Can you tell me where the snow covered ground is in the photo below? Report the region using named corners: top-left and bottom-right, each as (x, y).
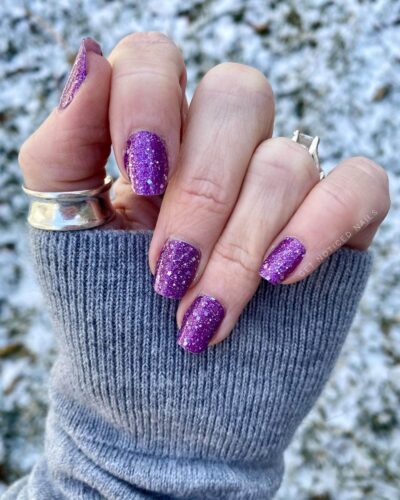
top-left (1, 0), bottom-right (399, 498)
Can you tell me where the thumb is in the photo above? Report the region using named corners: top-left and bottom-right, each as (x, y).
top-left (19, 38), bottom-right (112, 192)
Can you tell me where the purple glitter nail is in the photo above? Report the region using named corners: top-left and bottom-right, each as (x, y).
top-left (124, 131), bottom-right (169, 195)
top-left (59, 38), bottom-right (102, 110)
top-left (177, 296), bottom-right (225, 354)
top-left (259, 237), bottom-right (306, 284)
top-left (154, 239), bottom-right (201, 299)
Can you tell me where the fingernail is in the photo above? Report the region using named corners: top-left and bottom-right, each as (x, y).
top-left (259, 236), bottom-right (306, 284)
top-left (124, 131), bottom-right (169, 195)
top-left (178, 296), bottom-right (225, 354)
top-left (59, 38), bottom-right (102, 110)
top-left (154, 239), bottom-right (201, 299)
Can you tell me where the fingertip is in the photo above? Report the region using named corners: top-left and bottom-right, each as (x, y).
top-left (176, 295), bottom-right (225, 354)
top-left (82, 37), bottom-right (103, 56)
top-left (58, 37), bottom-right (111, 113)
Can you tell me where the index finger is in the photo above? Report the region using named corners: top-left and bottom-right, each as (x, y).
top-left (108, 32), bottom-right (186, 196)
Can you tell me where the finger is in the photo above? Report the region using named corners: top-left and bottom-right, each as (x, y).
top-left (108, 32), bottom-right (186, 196)
top-left (150, 63), bottom-right (274, 299)
top-left (19, 38), bottom-right (112, 191)
top-left (175, 138), bottom-right (319, 352)
top-left (112, 176), bottom-right (162, 230)
top-left (259, 157), bottom-right (390, 285)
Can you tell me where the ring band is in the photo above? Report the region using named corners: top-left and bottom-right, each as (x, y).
top-left (292, 130), bottom-right (325, 180)
top-left (22, 175), bottom-right (116, 231)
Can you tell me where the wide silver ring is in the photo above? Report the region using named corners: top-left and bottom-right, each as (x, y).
top-left (292, 130), bottom-right (325, 180)
top-left (22, 175), bottom-right (116, 231)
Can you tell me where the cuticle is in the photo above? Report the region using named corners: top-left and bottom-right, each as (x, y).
top-left (166, 236), bottom-right (202, 255)
top-left (194, 293), bottom-right (226, 314)
top-left (126, 129), bottom-right (167, 144)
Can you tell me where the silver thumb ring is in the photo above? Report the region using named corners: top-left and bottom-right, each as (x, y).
top-left (22, 175), bottom-right (116, 231)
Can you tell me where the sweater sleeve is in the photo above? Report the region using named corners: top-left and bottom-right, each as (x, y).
top-left (2, 229), bottom-right (372, 500)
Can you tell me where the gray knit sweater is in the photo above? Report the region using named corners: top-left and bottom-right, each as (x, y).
top-left (3, 229), bottom-right (372, 499)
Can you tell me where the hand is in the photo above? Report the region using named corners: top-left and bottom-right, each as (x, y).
top-left (19, 33), bottom-right (390, 353)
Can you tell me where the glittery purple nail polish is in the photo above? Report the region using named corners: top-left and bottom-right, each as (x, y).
top-left (177, 296), bottom-right (225, 354)
top-left (259, 237), bottom-right (306, 284)
top-left (154, 239), bottom-right (201, 299)
top-left (59, 38), bottom-right (102, 110)
top-left (124, 131), bottom-right (169, 195)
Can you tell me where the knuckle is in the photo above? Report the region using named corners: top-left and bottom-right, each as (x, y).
top-left (178, 176), bottom-right (230, 216)
top-left (253, 137), bottom-right (318, 184)
top-left (18, 137), bottom-right (35, 172)
top-left (116, 31), bottom-right (175, 50)
top-left (348, 156), bottom-right (389, 191)
top-left (111, 32), bottom-right (184, 86)
top-left (18, 140), bottom-right (28, 168)
top-left (343, 157), bottom-right (391, 215)
top-left (213, 239), bottom-right (259, 276)
top-left (200, 62), bottom-right (273, 102)
top-left (320, 181), bottom-right (354, 213)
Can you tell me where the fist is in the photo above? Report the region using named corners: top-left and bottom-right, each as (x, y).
top-left (19, 33), bottom-right (390, 353)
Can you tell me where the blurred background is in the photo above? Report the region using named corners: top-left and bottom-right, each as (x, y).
top-left (0, 0), bottom-right (399, 498)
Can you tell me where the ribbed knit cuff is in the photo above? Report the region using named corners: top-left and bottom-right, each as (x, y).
top-left (24, 229), bottom-right (372, 500)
